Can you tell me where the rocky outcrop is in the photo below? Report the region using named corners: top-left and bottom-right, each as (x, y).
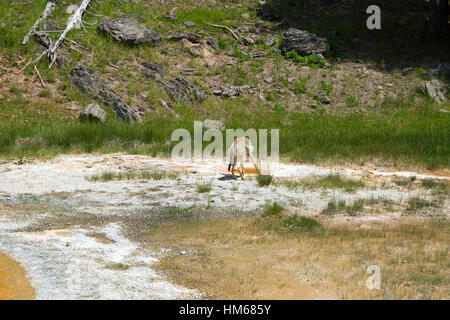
top-left (98, 17), bottom-right (162, 46)
top-left (141, 62), bottom-right (166, 80)
top-left (419, 79), bottom-right (447, 104)
top-left (203, 119), bottom-right (225, 131)
top-left (213, 85), bottom-right (255, 97)
top-left (79, 104), bottom-right (107, 123)
top-left (157, 77), bottom-right (207, 103)
top-left (68, 65), bottom-right (140, 122)
top-left (280, 28), bottom-right (329, 56)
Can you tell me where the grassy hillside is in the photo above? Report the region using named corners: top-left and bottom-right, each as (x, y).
top-left (0, 0), bottom-right (449, 168)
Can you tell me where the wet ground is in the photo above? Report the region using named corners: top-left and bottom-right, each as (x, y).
top-left (0, 154), bottom-right (448, 299)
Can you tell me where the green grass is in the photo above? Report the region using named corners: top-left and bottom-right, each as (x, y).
top-left (0, 94), bottom-right (449, 170)
top-left (394, 176), bottom-right (416, 187)
top-left (257, 213), bottom-right (322, 235)
top-left (406, 197), bottom-right (434, 212)
top-left (421, 179), bottom-right (448, 196)
top-left (197, 183), bottom-right (212, 193)
top-left (277, 174), bottom-right (365, 192)
top-left (262, 202), bottom-right (284, 217)
top-left (0, 1), bottom-right (448, 171)
top-left (322, 198), bottom-right (365, 216)
top-left (285, 51), bottom-right (326, 68)
top-left (104, 263), bottom-right (130, 270)
top-left (256, 174), bottom-right (273, 187)
top-left (87, 170), bottom-right (178, 182)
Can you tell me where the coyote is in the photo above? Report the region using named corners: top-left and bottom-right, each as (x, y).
top-left (227, 137), bottom-right (259, 180)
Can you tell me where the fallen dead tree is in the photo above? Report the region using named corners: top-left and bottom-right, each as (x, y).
top-left (36, 0), bottom-right (91, 68)
top-left (22, 0), bottom-right (57, 45)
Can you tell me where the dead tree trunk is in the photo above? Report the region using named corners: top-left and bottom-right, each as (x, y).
top-left (22, 0), bottom-right (57, 44)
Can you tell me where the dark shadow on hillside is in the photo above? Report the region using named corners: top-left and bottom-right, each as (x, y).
top-left (257, 0), bottom-right (449, 71)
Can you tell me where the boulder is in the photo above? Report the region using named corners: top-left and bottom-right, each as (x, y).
top-left (203, 119), bottom-right (225, 131)
top-left (157, 77), bottom-right (207, 103)
top-left (68, 65), bottom-right (141, 122)
top-left (280, 28), bottom-right (329, 56)
top-left (141, 62), bottom-right (166, 80)
top-left (250, 50), bottom-right (265, 58)
top-left (206, 37), bottom-right (220, 50)
top-left (79, 104), bottom-right (107, 123)
top-left (98, 17), bottom-right (162, 46)
top-left (419, 79), bottom-right (447, 104)
top-left (213, 85), bottom-right (255, 97)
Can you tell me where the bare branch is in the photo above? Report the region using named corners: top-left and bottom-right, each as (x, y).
top-left (47, 0), bottom-right (92, 68)
top-left (205, 22), bottom-right (239, 40)
top-left (34, 65), bottom-right (46, 87)
top-left (22, 1), bottom-right (57, 44)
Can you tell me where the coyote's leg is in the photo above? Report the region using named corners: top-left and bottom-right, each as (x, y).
top-left (239, 163), bottom-right (245, 180)
top-left (231, 165), bottom-right (237, 179)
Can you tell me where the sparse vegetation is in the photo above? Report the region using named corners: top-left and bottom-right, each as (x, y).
top-left (262, 202), bottom-right (284, 217)
top-left (277, 174), bottom-right (365, 192)
top-left (150, 216), bottom-right (450, 299)
top-left (406, 197), bottom-right (434, 212)
top-left (86, 170), bottom-right (178, 182)
top-left (256, 174), bottom-right (273, 187)
top-left (394, 176), bottom-right (416, 186)
top-left (104, 263), bottom-right (130, 270)
top-left (197, 182), bottom-right (212, 193)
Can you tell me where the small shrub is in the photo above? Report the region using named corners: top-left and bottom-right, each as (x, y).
top-left (285, 51), bottom-right (325, 67)
top-left (39, 89), bottom-right (51, 98)
top-left (263, 202), bottom-right (284, 217)
top-left (105, 263), bottom-right (130, 270)
top-left (406, 197), bottom-right (432, 211)
top-left (197, 183), bottom-right (212, 193)
top-left (346, 95), bottom-right (360, 107)
top-left (257, 174), bottom-right (273, 187)
top-left (322, 198), bottom-right (365, 215)
top-left (280, 215), bottom-right (322, 232)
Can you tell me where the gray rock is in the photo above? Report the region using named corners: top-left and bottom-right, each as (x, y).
top-left (263, 37), bottom-right (276, 47)
top-left (422, 71), bottom-right (434, 80)
top-left (166, 32), bottom-right (202, 43)
top-left (235, 26), bottom-right (250, 34)
top-left (34, 31), bottom-right (52, 49)
top-left (314, 94), bottom-right (331, 104)
top-left (243, 37), bottom-right (255, 45)
top-left (98, 17), bottom-right (162, 46)
top-left (280, 28), bottom-right (329, 56)
top-left (157, 77), bottom-right (207, 103)
top-left (214, 85), bottom-right (254, 97)
top-left (68, 65), bottom-right (141, 122)
top-left (432, 63), bottom-right (450, 78)
top-left (163, 14), bottom-right (177, 21)
top-left (206, 37), bottom-right (220, 50)
top-left (141, 62), bottom-right (166, 80)
top-left (419, 79), bottom-right (447, 104)
top-left (158, 99), bottom-right (179, 118)
top-left (44, 19), bottom-right (59, 30)
top-left (250, 50), bottom-right (265, 58)
top-left (203, 119), bottom-right (225, 131)
top-left (316, 53), bottom-right (325, 61)
top-left (166, 33), bottom-right (187, 41)
top-left (184, 21), bottom-right (196, 27)
top-left (185, 32), bottom-right (202, 43)
top-left (79, 104), bottom-right (107, 123)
